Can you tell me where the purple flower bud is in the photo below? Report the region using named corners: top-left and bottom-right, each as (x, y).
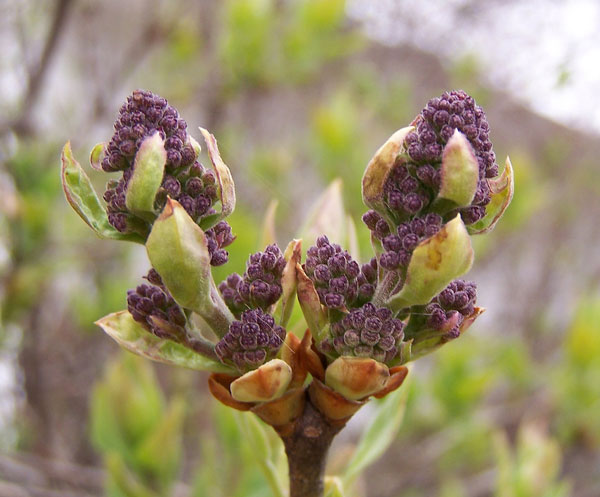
top-left (216, 309), bottom-right (286, 373)
top-left (319, 303), bottom-right (405, 364)
top-left (127, 268), bottom-right (187, 340)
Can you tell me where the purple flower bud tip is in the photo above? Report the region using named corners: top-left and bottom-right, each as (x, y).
top-left (127, 269), bottom-right (187, 340)
top-left (320, 303), bottom-right (405, 364)
top-left (216, 309), bottom-right (286, 373)
top-left (380, 214), bottom-right (443, 271)
top-left (304, 237), bottom-right (370, 309)
top-left (101, 90), bottom-right (225, 235)
top-left (219, 244), bottom-right (286, 315)
top-left (425, 279), bottom-right (477, 332)
top-left (369, 90), bottom-right (498, 228)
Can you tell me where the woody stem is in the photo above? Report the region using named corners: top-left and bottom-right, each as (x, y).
top-left (281, 396), bottom-right (343, 497)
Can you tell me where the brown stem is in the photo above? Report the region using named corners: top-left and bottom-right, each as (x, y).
top-left (281, 398), bottom-right (343, 497)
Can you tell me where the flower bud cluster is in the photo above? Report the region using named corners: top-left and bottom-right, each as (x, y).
top-left (319, 303), bottom-right (405, 364)
top-left (403, 90), bottom-right (497, 224)
top-left (206, 221), bottom-right (235, 266)
top-left (219, 244), bottom-right (286, 315)
top-left (101, 90), bottom-right (192, 173)
top-left (101, 90), bottom-right (234, 264)
top-left (383, 159), bottom-right (436, 218)
top-left (127, 269), bottom-right (187, 340)
top-left (357, 257), bottom-right (378, 305)
top-left (215, 309), bottom-right (287, 373)
top-left (425, 279), bottom-right (477, 338)
top-left (304, 236), bottom-right (362, 310)
top-left (379, 213), bottom-right (443, 270)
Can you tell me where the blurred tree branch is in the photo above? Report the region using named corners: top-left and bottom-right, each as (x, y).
top-left (0, 0), bottom-right (76, 138)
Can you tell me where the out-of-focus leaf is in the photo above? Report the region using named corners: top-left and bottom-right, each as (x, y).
top-left (106, 453), bottom-right (159, 497)
top-left (324, 476), bottom-right (346, 497)
top-left (61, 142), bottom-right (143, 243)
top-left (342, 376), bottom-right (410, 485)
top-left (134, 397), bottom-right (185, 489)
top-left (260, 199), bottom-right (278, 248)
top-left (233, 411), bottom-right (286, 497)
top-left (96, 311), bottom-right (233, 373)
top-left (299, 178), bottom-right (346, 247)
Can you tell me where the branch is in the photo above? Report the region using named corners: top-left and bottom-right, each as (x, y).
top-left (5, 0), bottom-right (76, 137)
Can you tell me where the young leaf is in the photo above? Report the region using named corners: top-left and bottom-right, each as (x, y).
top-left (61, 142), bottom-right (144, 243)
top-left (342, 376), bottom-right (410, 485)
top-left (199, 128), bottom-right (236, 230)
top-left (362, 126), bottom-right (413, 216)
top-left (96, 311), bottom-right (234, 373)
top-left (299, 178), bottom-right (346, 247)
top-left (437, 130), bottom-right (478, 207)
top-left (233, 411), bottom-right (287, 497)
top-left (125, 132), bottom-right (167, 220)
top-left (386, 215), bottom-right (473, 311)
top-left (468, 156), bottom-right (514, 234)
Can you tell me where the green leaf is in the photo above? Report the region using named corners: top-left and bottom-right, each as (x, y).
top-left (342, 377), bottom-right (410, 485)
top-left (468, 156), bottom-right (514, 235)
top-left (96, 310), bottom-right (234, 373)
top-left (106, 453), bottom-right (159, 497)
top-left (438, 130), bottom-right (478, 207)
top-left (324, 476), bottom-right (346, 497)
top-left (146, 198), bottom-right (235, 337)
top-left (125, 133), bottom-right (167, 221)
top-left (134, 397), bottom-right (185, 489)
top-left (233, 411), bottom-right (287, 497)
top-left (89, 142), bottom-right (105, 170)
top-left (362, 127), bottom-right (413, 219)
top-left (199, 128), bottom-right (236, 230)
top-left (386, 215), bottom-right (473, 311)
top-left (61, 142), bottom-right (144, 243)
top-left (299, 178), bottom-right (346, 247)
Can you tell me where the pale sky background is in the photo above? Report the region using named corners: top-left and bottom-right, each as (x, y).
top-left (349, 0), bottom-right (600, 135)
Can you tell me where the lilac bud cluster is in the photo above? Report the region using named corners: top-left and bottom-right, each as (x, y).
top-left (206, 221), bottom-right (236, 266)
top-left (383, 159), bottom-right (436, 219)
top-left (425, 279), bottom-right (477, 338)
top-left (379, 214), bottom-right (443, 270)
top-left (127, 269), bottom-right (187, 340)
top-left (304, 236), bottom-right (362, 310)
top-left (356, 257), bottom-right (378, 305)
top-left (100, 90), bottom-right (234, 264)
top-left (215, 309), bottom-right (287, 373)
top-left (403, 90), bottom-right (498, 224)
top-left (219, 244), bottom-right (286, 316)
top-left (319, 303), bottom-right (405, 364)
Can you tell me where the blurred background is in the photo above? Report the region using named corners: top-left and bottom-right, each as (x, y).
top-left (0, 0), bottom-right (599, 496)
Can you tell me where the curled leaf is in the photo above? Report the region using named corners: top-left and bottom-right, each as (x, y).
top-left (276, 239), bottom-right (302, 327)
top-left (146, 199), bottom-right (212, 312)
top-left (299, 179), bottom-right (346, 247)
top-left (296, 263), bottom-right (327, 339)
top-left (89, 142), bottom-right (105, 171)
top-left (96, 311), bottom-right (233, 373)
top-left (468, 156), bottom-right (514, 234)
top-left (362, 126), bottom-right (414, 215)
top-left (61, 142), bottom-right (143, 243)
top-left (230, 359), bottom-right (292, 403)
top-left (325, 357), bottom-right (390, 401)
top-left (438, 130), bottom-right (479, 207)
top-left (125, 132), bottom-right (167, 220)
top-left (198, 127), bottom-right (236, 229)
top-left (386, 215), bottom-right (473, 311)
